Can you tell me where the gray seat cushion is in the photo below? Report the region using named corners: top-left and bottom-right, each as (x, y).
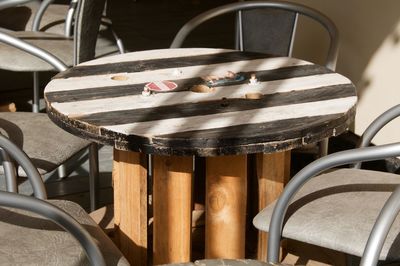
top-left (0, 31), bottom-right (74, 71)
top-left (0, 112), bottom-right (91, 175)
top-left (0, 29), bottom-right (119, 72)
top-left (0, 199), bottom-right (129, 265)
top-left (253, 168), bottom-right (400, 261)
top-left (0, 2), bottom-right (68, 34)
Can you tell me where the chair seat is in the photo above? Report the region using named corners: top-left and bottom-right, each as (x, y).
top-left (0, 199), bottom-right (129, 265)
top-left (0, 112), bottom-right (91, 176)
top-left (253, 168), bottom-right (400, 261)
top-left (0, 31), bottom-right (74, 71)
top-left (0, 2), bottom-right (68, 34)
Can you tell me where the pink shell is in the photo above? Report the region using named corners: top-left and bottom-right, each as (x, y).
top-left (145, 81), bottom-right (178, 92)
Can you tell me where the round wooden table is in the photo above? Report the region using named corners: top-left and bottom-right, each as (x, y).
top-left (44, 48), bottom-right (357, 266)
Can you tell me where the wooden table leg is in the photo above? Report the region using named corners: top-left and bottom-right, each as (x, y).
top-left (205, 155), bottom-right (247, 259)
top-left (153, 155), bottom-right (193, 265)
top-left (256, 151), bottom-right (291, 261)
top-left (113, 149), bottom-right (148, 266)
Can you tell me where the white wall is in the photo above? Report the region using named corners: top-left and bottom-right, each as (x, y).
top-left (287, 0), bottom-right (400, 145)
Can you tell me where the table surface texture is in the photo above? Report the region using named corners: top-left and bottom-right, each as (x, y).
top-left (45, 48), bottom-right (357, 156)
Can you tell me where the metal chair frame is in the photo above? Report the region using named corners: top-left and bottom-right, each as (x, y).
top-left (1, 0), bottom-right (124, 113)
top-left (0, 134), bottom-right (106, 266)
top-left (0, 10), bottom-right (100, 211)
top-left (267, 104), bottom-right (400, 265)
top-left (171, 0), bottom-right (339, 157)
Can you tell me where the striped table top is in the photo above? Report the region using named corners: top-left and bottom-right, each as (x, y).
top-left (44, 48), bottom-right (357, 156)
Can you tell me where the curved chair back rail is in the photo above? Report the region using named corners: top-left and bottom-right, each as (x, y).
top-left (31, 0), bottom-right (78, 38)
top-left (0, 134), bottom-right (47, 199)
top-left (354, 104), bottom-right (400, 168)
top-left (361, 184), bottom-right (400, 266)
top-left (267, 141), bottom-right (400, 263)
top-left (0, 31), bottom-right (68, 72)
top-left (0, 0), bottom-right (32, 9)
top-left (31, 0), bottom-right (55, 31)
top-left (170, 0), bottom-right (338, 70)
top-left (0, 191), bottom-right (106, 266)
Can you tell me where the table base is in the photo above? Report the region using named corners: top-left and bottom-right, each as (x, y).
top-left (112, 149), bottom-right (289, 265)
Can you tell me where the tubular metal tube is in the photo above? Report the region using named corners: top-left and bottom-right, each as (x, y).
top-left (64, 0), bottom-right (79, 37)
top-left (354, 104), bottom-right (400, 168)
top-left (89, 143), bottom-right (99, 212)
top-left (170, 0), bottom-right (339, 70)
top-left (360, 184), bottom-right (400, 266)
top-left (0, 135), bottom-right (47, 200)
top-left (0, 31), bottom-right (68, 72)
top-left (0, 0), bottom-right (32, 9)
top-left (266, 142), bottom-right (400, 264)
top-left (32, 72), bottom-right (40, 113)
top-left (31, 0), bottom-right (55, 31)
top-left (0, 191), bottom-right (106, 266)
top-left (0, 148), bottom-right (18, 193)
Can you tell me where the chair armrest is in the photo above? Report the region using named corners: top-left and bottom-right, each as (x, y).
top-left (361, 183), bottom-right (400, 266)
top-left (31, 0), bottom-right (55, 31)
top-left (0, 134), bottom-right (47, 199)
top-left (0, 30), bottom-right (67, 71)
top-left (0, 191), bottom-right (106, 266)
top-left (0, 0), bottom-right (33, 10)
top-left (354, 104), bottom-right (400, 168)
top-left (267, 141), bottom-right (400, 264)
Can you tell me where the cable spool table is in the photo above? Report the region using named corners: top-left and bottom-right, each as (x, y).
top-left (44, 48), bottom-right (357, 266)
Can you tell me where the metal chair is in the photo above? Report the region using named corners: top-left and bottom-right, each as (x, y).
top-left (171, 0), bottom-right (339, 157)
top-left (0, 133), bottom-right (129, 265)
top-left (0, 0), bottom-right (103, 211)
top-left (0, 0), bottom-right (125, 52)
top-left (254, 104), bottom-right (400, 264)
top-left (0, 0), bottom-right (124, 113)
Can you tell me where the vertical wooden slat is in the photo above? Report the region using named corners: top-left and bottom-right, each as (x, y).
top-left (205, 155), bottom-right (247, 259)
top-left (153, 155), bottom-right (193, 265)
top-left (113, 149), bottom-right (148, 266)
top-left (256, 151), bottom-right (291, 261)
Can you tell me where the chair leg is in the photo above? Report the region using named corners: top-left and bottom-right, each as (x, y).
top-left (318, 138), bottom-right (329, 158)
top-left (0, 148), bottom-right (18, 193)
top-left (57, 164), bottom-right (68, 178)
top-left (33, 72), bottom-right (40, 113)
top-left (89, 143), bottom-right (99, 212)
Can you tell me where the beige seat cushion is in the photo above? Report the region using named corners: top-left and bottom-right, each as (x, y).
top-left (0, 112), bottom-right (90, 175)
top-left (0, 2), bottom-right (68, 34)
top-left (0, 199), bottom-right (129, 265)
top-left (0, 31), bottom-right (73, 71)
top-left (253, 168), bottom-right (400, 261)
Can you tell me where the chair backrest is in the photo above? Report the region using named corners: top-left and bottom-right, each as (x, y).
top-left (170, 0), bottom-right (339, 70)
top-left (74, 0), bottom-right (106, 64)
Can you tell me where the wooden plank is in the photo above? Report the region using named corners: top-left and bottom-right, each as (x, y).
top-left (46, 64), bottom-right (327, 103)
top-left (54, 51), bottom-right (273, 79)
top-left (113, 149), bottom-right (148, 266)
top-left (256, 151), bottom-right (291, 261)
top-left (0, 102), bottom-right (16, 112)
top-left (153, 155), bottom-right (193, 265)
top-left (205, 155), bottom-right (247, 258)
top-left (73, 85), bottom-right (354, 126)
